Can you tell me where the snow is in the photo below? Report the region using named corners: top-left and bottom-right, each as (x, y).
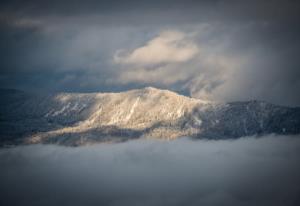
top-left (124, 97), bottom-right (140, 122)
top-left (1, 87), bottom-right (299, 146)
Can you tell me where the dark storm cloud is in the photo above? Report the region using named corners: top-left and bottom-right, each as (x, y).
top-left (0, 0), bottom-right (300, 105)
top-left (1, 136), bottom-right (300, 206)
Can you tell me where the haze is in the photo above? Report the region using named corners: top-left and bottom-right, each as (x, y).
top-left (1, 135), bottom-right (300, 206)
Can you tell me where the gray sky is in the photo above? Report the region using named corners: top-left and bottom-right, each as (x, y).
top-left (0, 0), bottom-right (300, 106)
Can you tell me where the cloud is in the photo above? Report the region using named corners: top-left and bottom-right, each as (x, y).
top-left (0, 135), bottom-right (300, 206)
top-left (114, 30), bottom-right (198, 65)
top-left (112, 29), bottom-right (240, 100)
top-left (1, 0), bottom-right (299, 26)
top-left (0, 1), bottom-right (300, 106)
top-left (111, 63), bottom-right (193, 85)
top-left (111, 30), bottom-right (201, 86)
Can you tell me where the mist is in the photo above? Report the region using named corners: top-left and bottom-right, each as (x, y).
top-left (1, 0), bottom-right (300, 106)
top-left (1, 135), bottom-right (300, 206)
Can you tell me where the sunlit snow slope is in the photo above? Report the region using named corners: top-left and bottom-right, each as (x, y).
top-left (0, 87), bottom-right (299, 146)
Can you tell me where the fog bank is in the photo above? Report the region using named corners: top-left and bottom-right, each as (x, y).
top-left (1, 135), bottom-right (300, 206)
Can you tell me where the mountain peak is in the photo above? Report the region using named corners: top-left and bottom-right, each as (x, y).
top-left (127, 87), bottom-right (211, 104)
top-left (129, 86), bottom-right (177, 95)
top-left (142, 86), bottom-right (159, 91)
top-left (0, 88), bottom-right (299, 146)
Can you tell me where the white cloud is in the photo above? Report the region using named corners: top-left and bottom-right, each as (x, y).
top-left (114, 30), bottom-right (199, 65)
top-left (111, 30), bottom-right (201, 86)
top-left (114, 64), bottom-right (193, 85)
top-left (111, 29), bottom-right (241, 101)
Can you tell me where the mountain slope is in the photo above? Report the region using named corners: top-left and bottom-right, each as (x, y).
top-left (0, 87), bottom-right (299, 146)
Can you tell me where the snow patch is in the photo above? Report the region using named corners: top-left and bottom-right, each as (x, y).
top-left (124, 97), bottom-right (140, 122)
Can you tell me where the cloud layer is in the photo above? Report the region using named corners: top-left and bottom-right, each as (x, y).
top-left (1, 135), bottom-right (300, 206)
top-left (0, 0), bottom-right (300, 106)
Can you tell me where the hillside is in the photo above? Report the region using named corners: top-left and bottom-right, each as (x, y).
top-left (0, 87), bottom-right (299, 146)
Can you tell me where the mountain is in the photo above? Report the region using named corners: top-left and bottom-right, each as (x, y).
top-left (0, 87), bottom-right (299, 146)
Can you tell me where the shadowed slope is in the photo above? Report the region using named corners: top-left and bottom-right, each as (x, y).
top-left (0, 88), bottom-right (299, 146)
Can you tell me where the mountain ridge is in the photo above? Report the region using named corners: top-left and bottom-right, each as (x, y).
top-left (0, 87), bottom-right (299, 146)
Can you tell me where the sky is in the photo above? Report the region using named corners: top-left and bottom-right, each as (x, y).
top-left (1, 135), bottom-right (300, 206)
top-left (0, 0), bottom-right (300, 106)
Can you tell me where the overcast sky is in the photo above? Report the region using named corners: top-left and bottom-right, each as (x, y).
top-left (0, 0), bottom-right (300, 106)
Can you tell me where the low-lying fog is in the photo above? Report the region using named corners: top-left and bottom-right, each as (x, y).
top-left (1, 135), bottom-right (300, 206)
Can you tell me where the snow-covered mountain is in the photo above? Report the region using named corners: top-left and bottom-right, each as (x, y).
top-left (0, 87), bottom-right (299, 146)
